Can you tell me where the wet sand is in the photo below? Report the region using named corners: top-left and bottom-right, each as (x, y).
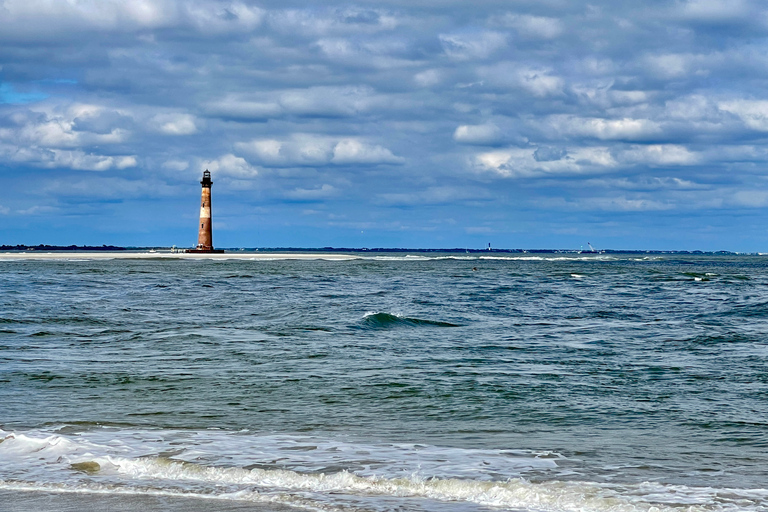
top-left (0, 489), bottom-right (298, 512)
top-left (0, 251), bottom-right (357, 261)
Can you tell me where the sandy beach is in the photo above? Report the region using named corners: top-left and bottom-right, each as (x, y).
top-left (0, 489), bottom-right (296, 512)
top-left (0, 251), bottom-right (357, 261)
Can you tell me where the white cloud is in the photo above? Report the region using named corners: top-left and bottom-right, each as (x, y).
top-left (474, 147), bottom-right (616, 178)
top-left (236, 135), bottom-right (402, 167)
top-left (439, 31), bottom-right (507, 60)
top-left (0, 0), bottom-right (266, 40)
top-left (453, 124), bottom-right (501, 145)
top-left (331, 139), bottom-right (403, 165)
top-left (377, 186), bottom-right (491, 206)
top-left (584, 197), bottom-right (673, 211)
top-left (237, 135), bottom-right (331, 166)
top-left (150, 113), bottom-right (198, 135)
top-left (204, 97), bottom-right (282, 121)
top-left (44, 176), bottom-right (179, 199)
top-left (279, 86), bottom-right (386, 117)
top-left (0, 0), bottom-right (177, 32)
top-left (414, 69), bottom-right (443, 87)
top-left (643, 52), bottom-right (722, 79)
top-left (284, 184), bottom-right (338, 200)
top-left (478, 63), bottom-right (564, 97)
top-left (16, 205), bottom-right (57, 215)
top-left (162, 159), bottom-right (190, 171)
top-left (491, 13), bottom-right (564, 39)
top-left (2, 105), bottom-right (131, 149)
top-left (618, 145), bottom-right (699, 166)
top-left (730, 190), bottom-right (768, 207)
top-left (473, 143), bottom-right (697, 180)
top-left (205, 86), bottom-right (401, 120)
top-left (184, 2), bottom-right (265, 33)
top-left (201, 153), bottom-right (259, 178)
top-left (645, 53), bottom-right (691, 78)
top-left (678, 0), bottom-right (750, 22)
top-left (55, 152), bottom-right (136, 171)
top-left (719, 100), bottom-right (768, 131)
top-left (548, 115), bottom-right (662, 140)
top-left (587, 176), bottom-right (707, 191)
top-left (268, 8), bottom-right (398, 37)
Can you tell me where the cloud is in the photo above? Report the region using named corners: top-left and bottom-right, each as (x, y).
top-left (478, 63), bottom-right (564, 97)
top-left (267, 7), bottom-right (398, 37)
top-left (331, 139), bottom-right (404, 165)
top-left (284, 184), bottom-right (337, 200)
top-left (642, 52), bottom-right (722, 80)
top-left (677, 0), bottom-right (752, 23)
top-left (581, 197), bottom-right (673, 211)
top-left (439, 31), bottom-right (507, 60)
top-left (453, 124), bottom-right (502, 145)
top-left (150, 113), bottom-right (199, 135)
top-left (162, 159), bottom-right (190, 171)
top-left (534, 146), bottom-right (567, 162)
top-left (0, 0), bottom-right (266, 41)
top-left (204, 86), bottom-right (394, 121)
top-left (414, 69), bottom-right (443, 88)
top-left (278, 86), bottom-right (381, 117)
top-left (377, 186), bottom-right (491, 206)
top-left (474, 147), bottom-right (617, 178)
top-left (200, 154), bottom-right (259, 178)
top-left (719, 100), bottom-right (768, 131)
top-left (490, 13), bottom-right (564, 39)
top-left (0, 140), bottom-right (137, 171)
top-left (0, 105), bottom-right (131, 149)
top-left (44, 176), bottom-right (179, 199)
top-left (16, 205), bottom-right (58, 215)
top-left (236, 135), bottom-right (402, 167)
top-left (547, 116), bottom-right (662, 141)
top-left (204, 97), bottom-right (282, 121)
top-left (237, 136), bottom-right (332, 166)
top-left (618, 145), bottom-right (699, 166)
top-left (730, 189), bottom-right (768, 207)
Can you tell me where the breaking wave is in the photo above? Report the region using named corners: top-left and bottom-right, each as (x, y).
top-left (361, 312), bottom-right (462, 328)
top-left (1, 429), bottom-right (765, 512)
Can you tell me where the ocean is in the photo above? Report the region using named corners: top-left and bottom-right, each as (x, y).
top-left (1, 253), bottom-right (767, 512)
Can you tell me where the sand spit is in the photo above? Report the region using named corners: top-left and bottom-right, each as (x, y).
top-left (0, 251), bottom-right (357, 261)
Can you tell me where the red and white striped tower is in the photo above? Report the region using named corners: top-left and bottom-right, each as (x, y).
top-left (196, 170), bottom-right (213, 250)
top-left (187, 170), bottom-right (223, 253)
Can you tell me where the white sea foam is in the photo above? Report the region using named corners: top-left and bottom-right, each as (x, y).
top-left (364, 255), bottom-right (622, 262)
top-left (1, 428), bottom-right (766, 512)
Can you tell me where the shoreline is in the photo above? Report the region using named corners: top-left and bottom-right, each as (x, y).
top-left (0, 251), bottom-right (358, 261)
top-left (0, 489), bottom-right (293, 512)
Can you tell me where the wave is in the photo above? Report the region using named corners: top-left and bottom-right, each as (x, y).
top-left (1, 429), bottom-right (766, 512)
top-left (364, 255), bottom-right (622, 262)
top-left (361, 312), bottom-right (461, 328)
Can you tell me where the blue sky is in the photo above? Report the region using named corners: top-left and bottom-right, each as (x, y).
top-left (2, 0), bottom-right (768, 250)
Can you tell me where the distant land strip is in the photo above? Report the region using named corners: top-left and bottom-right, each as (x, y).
top-left (246, 247), bottom-right (740, 255)
top-left (0, 245), bottom-right (742, 254)
top-left (0, 245), bottom-right (126, 251)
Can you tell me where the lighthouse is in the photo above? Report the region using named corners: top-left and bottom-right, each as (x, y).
top-left (186, 169), bottom-right (224, 253)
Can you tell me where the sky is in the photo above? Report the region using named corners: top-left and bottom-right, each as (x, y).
top-left (2, 0), bottom-right (768, 251)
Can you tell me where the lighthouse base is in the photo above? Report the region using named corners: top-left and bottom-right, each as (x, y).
top-left (185, 249), bottom-right (225, 253)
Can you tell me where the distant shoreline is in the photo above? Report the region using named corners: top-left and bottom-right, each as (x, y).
top-left (0, 245), bottom-right (747, 255)
top-left (0, 251), bottom-right (357, 260)
top-left (0, 250), bottom-right (760, 261)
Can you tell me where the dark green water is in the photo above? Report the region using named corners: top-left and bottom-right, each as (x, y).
top-left (1, 254), bottom-right (767, 511)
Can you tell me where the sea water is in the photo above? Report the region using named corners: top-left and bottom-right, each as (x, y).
top-left (1, 253), bottom-right (767, 511)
